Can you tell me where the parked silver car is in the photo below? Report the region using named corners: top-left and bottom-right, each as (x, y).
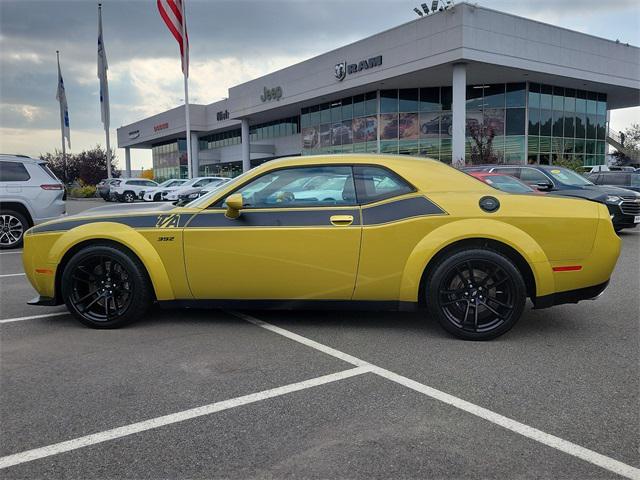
top-left (0, 154), bottom-right (66, 249)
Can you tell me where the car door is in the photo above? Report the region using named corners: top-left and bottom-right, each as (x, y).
top-left (351, 165), bottom-right (446, 301)
top-left (183, 165), bottom-right (362, 300)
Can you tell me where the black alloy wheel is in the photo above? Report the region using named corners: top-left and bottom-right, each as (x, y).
top-left (0, 211), bottom-right (28, 249)
top-left (61, 245), bottom-right (152, 328)
top-left (154, 193), bottom-right (162, 201)
top-left (426, 249), bottom-right (526, 340)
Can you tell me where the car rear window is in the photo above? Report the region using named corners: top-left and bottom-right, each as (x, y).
top-left (353, 166), bottom-right (414, 203)
top-left (39, 163), bottom-right (61, 182)
top-left (0, 161), bottom-right (31, 181)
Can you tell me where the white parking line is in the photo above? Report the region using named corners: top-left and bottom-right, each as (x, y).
top-left (0, 366), bottom-right (370, 470)
top-left (230, 312), bottom-right (640, 480)
top-left (0, 273), bottom-right (25, 278)
top-left (0, 312), bottom-right (69, 324)
top-left (0, 250), bottom-right (22, 255)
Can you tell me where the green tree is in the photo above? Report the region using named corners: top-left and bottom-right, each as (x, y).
top-left (40, 145), bottom-right (118, 185)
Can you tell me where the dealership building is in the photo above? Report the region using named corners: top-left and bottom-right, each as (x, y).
top-left (117, 2), bottom-right (640, 181)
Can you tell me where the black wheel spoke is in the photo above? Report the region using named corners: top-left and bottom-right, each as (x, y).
top-left (481, 301), bottom-right (505, 319)
top-left (76, 289), bottom-right (99, 303)
top-left (487, 297), bottom-right (513, 309)
top-left (474, 303), bottom-right (479, 329)
top-left (82, 293), bottom-right (103, 312)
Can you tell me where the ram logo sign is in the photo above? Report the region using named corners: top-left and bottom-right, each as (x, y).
top-left (334, 55), bottom-right (382, 81)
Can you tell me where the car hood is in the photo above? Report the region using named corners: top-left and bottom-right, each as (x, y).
top-left (554, 185), bottom-right (640, 201)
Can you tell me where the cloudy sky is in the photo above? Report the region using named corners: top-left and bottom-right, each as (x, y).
top-left (1, 0), bottom-right (638, 171)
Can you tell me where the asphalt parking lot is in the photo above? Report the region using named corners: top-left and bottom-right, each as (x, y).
top-left (1, 198), bottom-right (638, 479)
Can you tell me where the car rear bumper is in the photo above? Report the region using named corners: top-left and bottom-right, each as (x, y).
top-left (533, 280), bottom-right (609, 309)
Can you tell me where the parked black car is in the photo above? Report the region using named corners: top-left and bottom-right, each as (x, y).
top-left (463, 164), bottom-right (640, 232)
top-left (586, 171), bottom-right (640, 193)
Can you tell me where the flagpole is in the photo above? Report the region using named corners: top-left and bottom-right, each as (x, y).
top-left (98, 3), bottom-right (112, 179)
top-left (181, 0), bottom-right (192, 179)
top-left (56, 50), bottom-right (67, 183)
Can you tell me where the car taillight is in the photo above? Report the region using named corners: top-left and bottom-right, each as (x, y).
top-left (40, 184), bottom-right (63, 190)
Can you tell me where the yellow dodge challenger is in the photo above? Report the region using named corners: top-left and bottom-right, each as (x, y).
top-left (23, 155), bottom-right (621, 340)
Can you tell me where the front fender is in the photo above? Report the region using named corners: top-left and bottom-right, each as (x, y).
top-left (48, 222), bottom-right (175, 300)
top-left (398, 219), bottom-right (555, 302)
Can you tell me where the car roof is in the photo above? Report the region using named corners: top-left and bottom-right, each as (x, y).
top-left (0, 154), bottom-right (43, 164)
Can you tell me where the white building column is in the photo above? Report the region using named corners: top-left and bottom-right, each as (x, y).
top-left (190, 132), bottom-right (199, 178)
top-left (452, 63), bottom-right (467, 168)
top-left (124, 147), bottom-right (131, 177)
top-left (241, 118), bottom-right (251, 172)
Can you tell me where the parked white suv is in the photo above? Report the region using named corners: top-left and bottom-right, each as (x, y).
top-left (0, 154), bottom-right (66, 249)
top-left (164, 177), bottom-right (228, 201)
top-left (109, 178), bottom-right (159, 203)
top-left (142, 178), bottom-right (188, 202)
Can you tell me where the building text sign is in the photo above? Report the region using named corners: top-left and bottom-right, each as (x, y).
top-left (260, 86), bottom-right (283, 102)
top-left (335, 55), bottom-right (383, 81)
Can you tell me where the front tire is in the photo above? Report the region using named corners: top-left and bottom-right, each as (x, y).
top-left (61, 245), bottom-right (153, 328)
top-left (426, 249), bottom-right (526, 340)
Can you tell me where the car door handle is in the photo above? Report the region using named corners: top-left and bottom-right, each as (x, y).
top-left (330, 215), bottom-right (354, 226)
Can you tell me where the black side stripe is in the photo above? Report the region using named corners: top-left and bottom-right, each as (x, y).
top-left (30, 214), bottom-right (194, 234)
top-left (29, 197), bottom-right (445, 234)
top-left (361, 197), bottom-right (446, 225)
top-left (187, 209), bottom-right (361, 228)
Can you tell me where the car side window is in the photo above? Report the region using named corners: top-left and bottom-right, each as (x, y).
top-left (519, 168), bottom-right (549, 186)
top-left (0, 161), bottom-right (31, 182)
top-left (493, 167), bottom-right (521, 179)
top-left (604, 173), bottom-right (628, 186)
top-left (222, 166), bottom-right (357, 208)
top-left (353, 166), bottom-right (414, 203)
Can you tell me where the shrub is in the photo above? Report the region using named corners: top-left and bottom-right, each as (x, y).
top-left (69, 186), bottom-right (97, 198)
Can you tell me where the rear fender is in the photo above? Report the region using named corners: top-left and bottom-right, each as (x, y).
top-left (398, 219), bottom-right (555, 302)
top-left (48, 222), bottom-right (175, 300)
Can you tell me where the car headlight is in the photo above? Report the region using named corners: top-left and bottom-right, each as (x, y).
top-left (605, 195), bottom-right (622, 205)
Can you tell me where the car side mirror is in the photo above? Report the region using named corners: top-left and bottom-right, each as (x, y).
top-left (536, 181), bottom-right (553, 191)
top-left (225, 193), bottom-right (243, 219)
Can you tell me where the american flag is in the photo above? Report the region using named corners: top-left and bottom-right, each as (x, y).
top-left (157, 0), bottom-right (189, 77)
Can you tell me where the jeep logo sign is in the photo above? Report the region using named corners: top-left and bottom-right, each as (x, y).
top-left (260, 86), bottom-right (283, 102)
top-left (335, 55), bottom-right (382, 81)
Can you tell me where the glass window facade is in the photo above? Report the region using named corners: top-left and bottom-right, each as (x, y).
top-left (528, 83), bottom-right (606, 166)
top-left (301, 92), bottom-right (378, 156)
top-left (151, 139), bottom-right (188, 183)
top-left (155, 83), bottom-right (608, 178)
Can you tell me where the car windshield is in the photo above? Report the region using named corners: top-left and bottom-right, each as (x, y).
top-left (157, 179), bottom-right (182, 188)
top-left (483, 175), bottom-right (534, 194)
top-left (186, 173), bottom-right (250, 208)
top-left (631, 175), bottom-right (640, 187)
top-left (546, 167), bottom-right (593, 186)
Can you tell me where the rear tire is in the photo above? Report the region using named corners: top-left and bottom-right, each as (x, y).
top-left (61, 244), bottom-right (153, 328)
top-left (425, 249), bottom-right (526, 340)
top-left (0, 210), bottom-right (29, 249)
